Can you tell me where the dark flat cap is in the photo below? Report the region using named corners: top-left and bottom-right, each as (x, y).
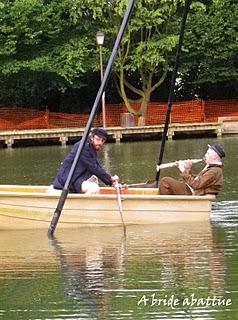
top-left (91, 127), bottom-right (108, 140)
top-left (208, 143), bottom-right (225, 158)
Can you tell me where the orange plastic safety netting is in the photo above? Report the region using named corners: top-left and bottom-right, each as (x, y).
top-left (0, 100), bottom-right (237, 131)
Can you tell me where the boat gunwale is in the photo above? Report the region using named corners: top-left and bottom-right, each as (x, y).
top-left (0, 185), bottom-right (216, 201)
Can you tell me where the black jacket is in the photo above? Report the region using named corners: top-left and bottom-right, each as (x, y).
top-left (53, 141), bottom-right (112, 192)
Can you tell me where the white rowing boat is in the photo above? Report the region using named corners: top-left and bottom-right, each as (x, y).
top-left (0, 185), bottom-right (215, 230)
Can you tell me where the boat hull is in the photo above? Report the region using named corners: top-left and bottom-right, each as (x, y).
top-left (0, 185), bottom-right (215, 230)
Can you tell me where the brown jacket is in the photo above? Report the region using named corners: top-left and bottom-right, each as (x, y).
top-left (181, 164), bottom-right (224, 196)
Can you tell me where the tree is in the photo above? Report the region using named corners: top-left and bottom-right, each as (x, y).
top-left (178, 0), bottom-right (238, 99)
top-left (0, 0), bottom-right (96, 107)
top-left (0, 0), bottom-right (236, 111)
top-left (98, 0), bottom-right (186, 125)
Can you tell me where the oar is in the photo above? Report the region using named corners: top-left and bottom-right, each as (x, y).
top-left (114, 179), bottom-right (126, 234)
top-left (48, 0), bottom-right (136, 236)
top-left (155, 0), bottom-right (191, 187)
top-left (123, 180), bottom-right (156, 188)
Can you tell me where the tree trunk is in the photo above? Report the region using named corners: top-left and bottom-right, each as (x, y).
top-left (138, 115), bottom-right (146, 126)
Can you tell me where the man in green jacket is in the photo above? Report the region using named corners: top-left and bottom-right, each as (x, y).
top-left (159, 143), bottom-right (225, 196)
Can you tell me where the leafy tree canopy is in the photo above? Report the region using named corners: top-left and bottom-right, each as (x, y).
top-left (178, 0), bottom-right (238, 99)
top-left (0, 0), bottom-right (237, 111)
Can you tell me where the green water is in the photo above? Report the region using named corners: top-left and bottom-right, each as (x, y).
top-left (0, 135), bottom-right (237, 201)
top-left (0, 136), bottom-right (238, 319)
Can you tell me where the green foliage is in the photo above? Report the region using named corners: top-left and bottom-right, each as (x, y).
top-left (0, 0), bottom-right (95, 93)
top-left (179, 0), bottom-right (238, 98)
top-left (0, 0), bottom-right (237, 109)
top-left (94, 0), bottom-right (188, 120)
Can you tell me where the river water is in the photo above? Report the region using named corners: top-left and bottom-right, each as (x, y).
top-left (0, 136), bottom-right (238, 319)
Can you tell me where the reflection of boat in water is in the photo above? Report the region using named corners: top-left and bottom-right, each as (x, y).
top-left (0, 185), bottom-right (215, 230)
top-left (0, 223), bottom-right (227, 318)
top-left (0, 223), bottom-right (225, 291)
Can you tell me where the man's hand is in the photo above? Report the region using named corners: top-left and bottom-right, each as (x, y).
top-left (111, 175), bottom-right (119, 186)
top-left (177, 160), bottom-right (185, 173)
top-left (177, 160), bottom-right (192, 173)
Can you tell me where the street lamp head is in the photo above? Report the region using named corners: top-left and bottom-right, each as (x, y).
top-left (96, 30), bottom-right (105, 46)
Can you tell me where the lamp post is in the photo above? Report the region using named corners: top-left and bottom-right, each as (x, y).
top-left (96, 31), bottom-right (106, 128)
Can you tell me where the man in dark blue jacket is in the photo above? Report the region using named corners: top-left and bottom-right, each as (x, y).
top-left (52, 128), bottom-right (118, 194)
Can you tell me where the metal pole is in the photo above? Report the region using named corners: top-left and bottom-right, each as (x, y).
top-left (99, 45), bottom-right (106, 128)
top-left (156, 0), bottom-right (191, 186)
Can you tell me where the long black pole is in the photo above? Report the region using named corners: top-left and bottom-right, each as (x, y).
top-left (156, 0), bottom-right (191, 186)
top-left (48, 0), bottom-right (136, 236)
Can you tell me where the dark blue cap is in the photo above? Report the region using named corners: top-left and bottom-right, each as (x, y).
top-left (91, 128), bottom-right (108, 140)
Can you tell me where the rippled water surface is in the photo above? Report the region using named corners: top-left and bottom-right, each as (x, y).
top-left (0, 136), bottom-right (237, 319)
top-left (1, 212), bottom-right (238, 319)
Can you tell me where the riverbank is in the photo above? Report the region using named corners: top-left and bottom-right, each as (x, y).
top-left (0, 120), bottom-right (238, 148)
top-left (1, 121), bottom-right (237, 148)
top-left (0, 99), bottom-right (237, 147)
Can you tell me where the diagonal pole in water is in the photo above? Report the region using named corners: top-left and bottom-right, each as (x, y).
top-left (48, 0), bottom-right (136, 236)
top-left (156, 0), bottom-right (191, 186)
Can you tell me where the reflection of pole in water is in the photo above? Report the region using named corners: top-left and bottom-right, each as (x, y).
top-left (48, 230), bottom-right (127, 318)
top-left (48, 235), bottom-right (100, 318)
top-left (117, 233), bottom-right (126, 289)
top-left (102, 145), bottom-right (111, 171)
